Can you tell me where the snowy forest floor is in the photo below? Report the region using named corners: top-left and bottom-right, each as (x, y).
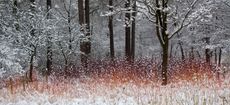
top-left (0, 59), bottom-right (230, 105)
top-left (0, 75), bottom-right (229, 105)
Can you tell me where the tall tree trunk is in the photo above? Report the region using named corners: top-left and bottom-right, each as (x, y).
top-left (68, 8), bottom-right (72, 50)
top-left (125, 0), bottom-right (131, 61)
top-left (78, 0), bottom-right (84, 26)
top-left (108, 0), bottom-right (115, 60)
top-left (78, 0), bottom-right (86, 67)
top-left (85, 0), bottom-right (91, 55)
top-left (205, 37), bottom-right (211, 64)
top-left (155, 0), bottom-right (169, 85)
top-left (131, 0), bottom-right (136, 61)
top-left (217, 48), bottom-right (222, 79)
top-left (162, 41), bottom-right (168, 85)
top-left (46, 0), bottom-right (53, 75)
top-left (79, 0), bottom-right (91, 68)
top-left (28, 0), bottom-right (35, 82)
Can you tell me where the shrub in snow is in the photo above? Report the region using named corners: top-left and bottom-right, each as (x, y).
top-left (0, 43), bottom-right (25, 78)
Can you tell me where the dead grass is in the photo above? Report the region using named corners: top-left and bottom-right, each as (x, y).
top-left (1, 58), bottom-right (229, 96)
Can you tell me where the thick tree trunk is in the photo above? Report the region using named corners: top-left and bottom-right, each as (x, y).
top-left (108, 0), bottom-right (115, 59)
top-left (85, 0), bottom-right (91, 55)
top-left (155, 0), bottom-right (169, 85)
top-left (78, 0), bottom-right (84, 26)
top-left (79, 0), bottom-right (91, 68)
top-left (162, 41), bottom-right (168, 85)
top-left (78, 0), bottom-right (86, 67)
top-left (131, 1), bottom-right (136, 61)
top-left (125, 0), bottom-right (131, 61)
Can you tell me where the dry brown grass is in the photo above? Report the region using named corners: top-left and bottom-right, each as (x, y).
top-left (1, 58), bottom-right (228, 96)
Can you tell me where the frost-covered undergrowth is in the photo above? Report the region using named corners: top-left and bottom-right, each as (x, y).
top-left (0, 77), bottom-right (229, 105)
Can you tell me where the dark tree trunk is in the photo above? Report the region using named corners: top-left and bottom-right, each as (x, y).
top-left (218, 48), bottom-right (222, 67)
top-left (162, 41), bottom-right (168, 85)
top-left (178, 41), bottom-right (185, 60)
top-left (79, 0), bottom-right (87, 67)
top-left (85, 0), bottom-right (91, 55)
top-left (196, 51), bottom-right (201, 59)
top-left (155, 0), bottom-right (169, 85)
top-left (68, 9), bottom-right (72, 50)
top-left (215, 49), bottom-right (217, 64)
top-left (131, 1), bottom-right (136, 61)
top-left (125, 0), bottom-right (131, 61)
top-left (79, 0), bottom-right (91, 68)
top-left (29, 47), bottom-right (36, 82)
top-left (169, 44), bottom-right (173, 58)
top-left (190, 47), bottom-right (194, 60)
top-left (205, 37), bottom-right (211, 64)
top-left (28, 0), bottom-right (36, 82)
top-left (78, 0), bottom-right (84, 26)
top-left (108, 0), bottom-right (115, 59)
top-left (46, 0), bottom-right (53, 75)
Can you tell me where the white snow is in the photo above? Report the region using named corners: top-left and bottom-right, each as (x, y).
top-left (0, 78), bottom-right (229, 105)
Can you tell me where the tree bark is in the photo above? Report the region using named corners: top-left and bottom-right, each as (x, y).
top-left (218, 48), bottom-right (222, 67)
top-left (178, 41), bottom-right (185, 60)
top-left (125, 0), bottom-right (131, 61)
top-left (131, 0), bottom-right (136, 61)
top-left (108, 0), bottom-right (115, 59)
top-left (85, 0), bottom-right (91, 55)
top-left (155, 0), bottom-right (169, 85)
top-left (29, 47), bottom-right (36, 82)
top-left (46, 0), bottom-right (53, 75)
top-left (162, 41), bottom-right (168, 85)
top-left (78, 0), bottom-right (84, 26)
top-left (205, 37), bottom-right (211, 64)
top-left (215, 49), bottom-right (217, 64)
top-left (28, 0), bottom-right (36, 82)
top-left (190, 47), bottom-right (194, 60)
top-left (79, 0), bottom-right (91, 68)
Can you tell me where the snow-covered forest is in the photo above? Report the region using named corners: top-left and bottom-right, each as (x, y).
top-left (0, 0), bottom-right (230, 105)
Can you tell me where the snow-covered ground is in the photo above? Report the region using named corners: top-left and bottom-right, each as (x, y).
top-left (0, 78), bottom-right (229, 105)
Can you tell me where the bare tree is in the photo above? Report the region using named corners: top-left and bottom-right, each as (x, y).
top-left (139, 0), bottom-right (206, 85)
